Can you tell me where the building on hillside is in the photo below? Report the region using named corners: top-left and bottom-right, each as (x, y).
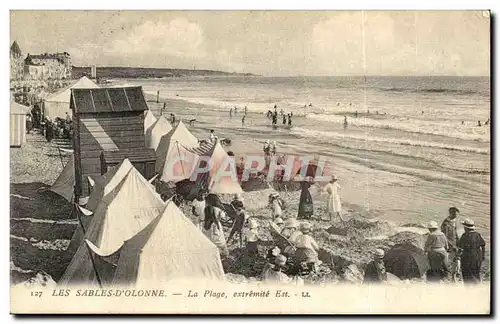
top-left (10, 41), bottom-right (24, 81)
top-left (24, 52), bottom-right (72, 80)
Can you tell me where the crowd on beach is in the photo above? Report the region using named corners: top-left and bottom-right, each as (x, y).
top-left (25, 104), bottom-right (73, 142)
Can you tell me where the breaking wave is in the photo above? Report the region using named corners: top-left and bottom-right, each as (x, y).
top-left (306, 113), bottom-right (490, 143)
top-left (290, 127), bottom-right (490, 155)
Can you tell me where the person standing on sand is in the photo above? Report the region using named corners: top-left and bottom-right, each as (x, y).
top-left (323, 175), bottom-right (343, 222)
top-left (241, 115), bottom-right (245, 126)
top-left (263, 140), bottom-right (271, 167)
top-left (287, 113), bottom-right (293, 127)
top-left (458, 219), bottom-right (486, 284)
top-left (425, 221), bottom-right (450, 282)
top-left (298, 181), bottom-right (314, 220)
top-left (209, 129), bottom-right (216, 143)
top-left (477, 120), bottom-right (482, 127)
top-left (441, 207), bottom-right (460, 252)
top-left (230, 108), bottom-right (233, 118)
top-left (343, 116), bottom-right (348, 129)
top-left (191, 192), bottom-right (206, 230)
top-left (244, 106), bottom-right (248, 115)
top-left (282, 114), bottom-right (287, 125)
top-left (234, 106), bottom-right (238, 115)
top-left (203, 197), bottom-right (228, 258)
top-left (26, 113), bottom-right (32, 134)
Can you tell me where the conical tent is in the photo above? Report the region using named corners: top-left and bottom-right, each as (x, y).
top-left (111, 200), bottom-right (225, 287)
top-left (58, 165), bottom-right (165, 287)
top-left (85, 159), bottom-right (134, 212)
top-left (155, 121), bottom-right (200, 183)
top-left (43, 76), bottom-right (99, 120)
top-left (145, 115), bottom-right (173, 150)
top-left (188, 141), bottom-right (243, 196)
top-left (50, 155), bottom-right (74, 202)
top-left (144, 110), bottom-right (157, 134)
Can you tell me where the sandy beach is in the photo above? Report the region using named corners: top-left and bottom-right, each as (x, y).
top-left (10, 114), bottom-right (490, 285)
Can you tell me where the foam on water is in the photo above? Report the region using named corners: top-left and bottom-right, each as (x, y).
top-left (290, 127), bottom-right (490, 155)
top-left (306, 113), bottom-right (490, 143)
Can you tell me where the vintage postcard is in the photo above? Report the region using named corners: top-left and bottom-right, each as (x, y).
top-left (9, 10), bottom-right (491, 314)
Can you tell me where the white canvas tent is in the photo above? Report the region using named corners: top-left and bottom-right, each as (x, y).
top-left (207, 142), bottom-right (243, 194)
top-left (85, 159), bottom-right (134, 212)
top-left (145, 115), bottom-right (173, 150)
top-left (43, 76), bottom-right (99, 120)
top-left (155, 121), bottom-right (199, 183)
top-left (144, 110), bottom-right (157, 134)
top-left (49, 155), bottom-right (74, 202)
top-left (109, 200), bottom-right (225, 287)
top-left (58, 164), bottom-right (165, 287)
top-left (188, 141), bottom-right (243, 196)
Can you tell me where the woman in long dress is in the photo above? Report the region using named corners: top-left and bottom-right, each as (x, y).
top-left (202, 202), bottom-right (229, 258)
top-left (323, 175), bottom-right (343, 222)
top-left (298, 181), bottom-right (313, 219)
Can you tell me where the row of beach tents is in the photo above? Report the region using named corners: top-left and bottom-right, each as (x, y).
top-left (58, 158), bottom-right (225, 287)
top-left (51, 110), bottom-right (243, 204)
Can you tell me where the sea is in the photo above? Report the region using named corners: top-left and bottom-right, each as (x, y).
top-left (112, 76), bottom-right (491, 243)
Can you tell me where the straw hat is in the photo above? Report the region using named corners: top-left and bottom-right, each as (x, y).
top-left (248, 219), bottom-right (259, 229)
top-left (427, 221), bottom-right (438, 229)
top-left (374, 249), bottom-right (385, 259)
top-left (331, 175), bottom-right (338, 181)
top-left (300, 222), bottom-right (312, 233)
top-left (284, 218), bottom-right (300, 229)
top-left (449, 206), bottom-right (460, 214)
top-left (275, 254), bottom-right (287, 266)
top-left (274, 217), bottom-right (284, 225)
top-left (461, 219), bottom-right (475, 229)
top-left (271, 246), bottom-right (281, 257)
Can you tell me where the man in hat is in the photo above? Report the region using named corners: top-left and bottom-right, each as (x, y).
top-left (425, 220), bottom-right (450, 282)
top-left (458, 219), bottom-right (486, 284)
top-left (263, 254), bottom-right (290, 284)
top-left (363, 249), bottom-right (388, 283)
top-left (441, 207), bottom-right (460, 252)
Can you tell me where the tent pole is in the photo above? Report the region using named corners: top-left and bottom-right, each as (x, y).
top-left (57, 147), bottom-right (64, 169)
top-left (72, 202), bottom-right (103, 288)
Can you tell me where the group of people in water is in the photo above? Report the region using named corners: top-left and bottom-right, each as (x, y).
top-left (267, 105), bottom-right (293, 127)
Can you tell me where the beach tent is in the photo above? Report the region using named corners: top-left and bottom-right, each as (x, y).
top-left (144, 110), bottom-right (157, 134)
top-left (145, 115), bottom-right (173, 150)
top-left (50, 154), bottom-right (74, 202)
top-left (187, 141), bottom-right (243, 197)
top-left (155, 121), bottom-right (199, 183)
top-left (58, 164), bottom-right (165, 287)
top-left (109, 200), bottom-right (225, 287)
top-left (85, 159), bottom-right (134, 212)
top-left (43, 76), bottom-right (99, 120)
top-left (10, 101), bottom-right (30, 147)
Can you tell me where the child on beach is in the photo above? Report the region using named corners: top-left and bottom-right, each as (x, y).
top-left (245, 219), bottom-right (260, 256)
top-left (269, 192), bottom-right (284, 220)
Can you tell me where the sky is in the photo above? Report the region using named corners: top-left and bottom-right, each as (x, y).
top-left (10, 10), bottom-right (490, 76)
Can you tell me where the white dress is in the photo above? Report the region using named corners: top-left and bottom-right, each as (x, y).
top-left (324, 182), bottom-right (342, 214)
top-left (201, 207), bottom-right (228, 254)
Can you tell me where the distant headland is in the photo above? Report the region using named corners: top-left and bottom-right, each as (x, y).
top-left (72, 66), bottom-right (258, 79)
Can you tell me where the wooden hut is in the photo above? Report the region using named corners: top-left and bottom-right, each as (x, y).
top-left (10, 101), bottom-right (30, 147)
top-left (70, 86), bottom-right (156, 200)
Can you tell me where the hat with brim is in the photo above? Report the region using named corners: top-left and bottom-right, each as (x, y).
top-left (248, 219), bottom-right (259, 229)
top-left (374, 249), bottom-right (385, 259)
top-left (274, 217), bottom-right (284, 225)
top-left (427, 221), bottom-right (438, 229)
top-left (461, 219), bottom-right (475, 229)
top-left (300, 222), bottom-right (312, 233)
top-left (275, 254), bottom-right (287, 266)
top-left (284, 218), bottom-right (300, 229)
